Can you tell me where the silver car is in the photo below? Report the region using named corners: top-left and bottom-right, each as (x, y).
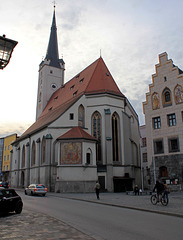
top-left (25, 184), bottom-right (47, 196)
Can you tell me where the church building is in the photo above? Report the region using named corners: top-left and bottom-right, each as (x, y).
top-left (10, 7), bottom-right (141, 192)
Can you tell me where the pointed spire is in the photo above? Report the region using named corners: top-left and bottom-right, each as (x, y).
top-left (45, 6), bottom-right (61, 68)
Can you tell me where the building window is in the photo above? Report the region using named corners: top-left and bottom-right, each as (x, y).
top-left (162, 88), bottom-right (172, 107)
top-left (70, 113), bottom-right (74, 120)
top-left (7, 155), bottom-right (9, 161)
top-left (142, 138), bottom-right (146, 147)
top-left (92, 111), bottom-right (102, 162)
top-left (86, 153), bottom-right (90, 164)
top-left (153, 117), bottom-right (161, 129)
top-left (32, 141), bottom-right (36, 166)
top-left (143, 153), bottom-right (147, 162)
top-left (168, 138), bottom-right (179, 153)
top-left (112, 112), bottom-right (120, 162)
top-left (4, 156), bottom-right (6, 161)
top-left (164, 76), bottom-right (167, 82)
top-left (154, 139), bottom-right (164, 154)
top-left (167, 113), bottom-right (176, 126)
top-left (78, 105), bottom-right (85, 128)
top-left (22, 145), bottom-right (25, 168)
top-left (42, 138), bottom-right (46, 163)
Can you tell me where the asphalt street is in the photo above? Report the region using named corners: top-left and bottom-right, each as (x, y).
top-left (0, 190), bottom-right (183, 239)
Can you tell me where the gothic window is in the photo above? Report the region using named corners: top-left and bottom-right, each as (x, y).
top-left (22, 145), bottom-right (25, 168)
top-left (112, 112), bottom-right (120, 162)
top-left (42, 138), bottom-right (46, 163)
top-left (78, 105), bottom-right (85, 128)
top-left (162, 88), bottom-right (172, 107)
top-left (32, 141), bottom-right (36, 166)
top-left (92, 111), bottom-right (102, 162)
top-left (174, 84), bottom-right (183, 104)
top-left (86, 148), bottom-right (92, 164)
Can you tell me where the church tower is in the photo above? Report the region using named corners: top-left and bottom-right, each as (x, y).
top-left (36, 6), bottom-right (65, 120)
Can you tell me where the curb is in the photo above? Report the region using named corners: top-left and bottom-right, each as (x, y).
top-left (48, 193), bottom-right (183, 219)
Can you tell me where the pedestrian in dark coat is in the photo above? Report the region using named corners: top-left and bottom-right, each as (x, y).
top-left (134, 185), bottom-right (139, 195)
top-left (94, 181), bottom-right (101, 200)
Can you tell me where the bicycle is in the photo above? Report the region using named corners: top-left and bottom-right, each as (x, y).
top-left (151, 191), bottom-right (168, 206)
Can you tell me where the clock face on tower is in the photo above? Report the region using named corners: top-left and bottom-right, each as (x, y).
top-left (51, 83), bottom-right (58, 90)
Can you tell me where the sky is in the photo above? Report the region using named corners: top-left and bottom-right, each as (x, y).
top-left (1, 0), bottom-right (183, 138)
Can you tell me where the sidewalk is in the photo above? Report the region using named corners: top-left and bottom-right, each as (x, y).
top-left (0, 209), bottom-right (95, 240)
top-left (48, 191), bottom-right (183, 218)
top-left (0, 190), bottom-right (183, 239)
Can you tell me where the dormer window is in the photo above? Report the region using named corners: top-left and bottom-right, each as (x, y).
top-left (54, 96), bottom-right (58, 100)
top-left (70, 85), bottom-right (74, 90)
top-left (48, 107), bottom-right (52, 111)
top-left (73, 91), bottom-right (78, 96)
top-left (79, 78), bottom-right (84, 83)
top-left (76, 74), bottom-right (80, 79)
top-left (106, 73), bottom-right (109, 76)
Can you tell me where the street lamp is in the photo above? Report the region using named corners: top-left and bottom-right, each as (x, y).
top-left (0, 35), bottom-right (18, 69)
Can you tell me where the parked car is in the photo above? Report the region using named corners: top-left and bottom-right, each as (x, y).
top-left (25, 184), bottom-right (47, 196)
top-left (0, 181), bottom-right (9, 188)
top-left (0, 188), bottom-right (23, 214)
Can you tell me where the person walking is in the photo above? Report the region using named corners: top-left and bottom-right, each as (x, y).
top-left (94, 181), bottom-right (101, 200)
top-left (134, 185), bottom-right (139, 195)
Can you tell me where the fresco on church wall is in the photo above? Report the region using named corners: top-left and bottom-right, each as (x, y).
top-left (61, 142), bottom-right (82, 164)
top-left (174, 84), bottom-right (183, 104)
top-left (152, 92), bottom-right (160, 110)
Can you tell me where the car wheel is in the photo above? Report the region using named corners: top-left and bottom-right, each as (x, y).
top-left (25, 190), bottom-right (27, 195)
top-left (42, 194), bottom-right (46, 196)
top-left (15, 201), bottom-right (23, 214)
top-left (31, 191), bottom-right (34, 196)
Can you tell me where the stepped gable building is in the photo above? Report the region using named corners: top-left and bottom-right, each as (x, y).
top-left (143, 52), bottom-right (183, 190)
top-left (11, 7), bottom-right (141, 192)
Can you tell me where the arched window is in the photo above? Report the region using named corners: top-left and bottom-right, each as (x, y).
top-left (42, 137), bottom-right (46, 164)
top-left (112, 112), bottom-right (120, 162)
top-left (78, 104), bottom-right (85, 128)
top-left (86, 148), bottom-right (92, 164)
top-left (162, 88), bottom-right (172, 107)
top-left (92, 111), bottom-right (102, 162)
top-left (22, 145), bottom-right (25, 168)
top-left (32, 141), bottom-right (36, 166)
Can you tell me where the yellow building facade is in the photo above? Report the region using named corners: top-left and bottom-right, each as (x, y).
top-left (2, 134), bottom-right (17, 181)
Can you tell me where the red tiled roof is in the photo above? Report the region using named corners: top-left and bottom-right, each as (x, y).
top-left (57, 127), bottom-right (97, 141)
top-left (17, 57), bottom-right (125, 142)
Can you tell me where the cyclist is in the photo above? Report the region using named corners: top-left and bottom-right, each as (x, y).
top-left (153, 180), bottom-right (165, 202)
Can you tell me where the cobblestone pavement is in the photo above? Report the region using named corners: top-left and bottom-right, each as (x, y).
top-left (0, 191), bottom-right (183, 239)
top-left (0, 209), bottom-right (95, 240)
